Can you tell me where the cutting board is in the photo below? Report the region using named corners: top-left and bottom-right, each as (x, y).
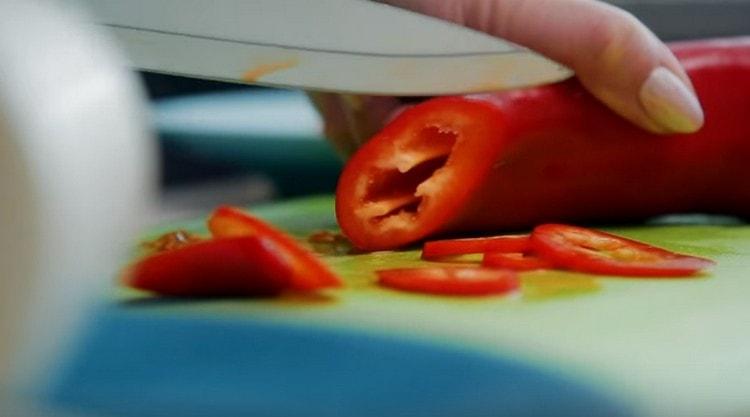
top-left (43, 196), bottom-right (750, 417)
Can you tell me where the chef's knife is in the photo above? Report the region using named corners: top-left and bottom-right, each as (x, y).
top-left (78, 0), bottom-right (572, 96)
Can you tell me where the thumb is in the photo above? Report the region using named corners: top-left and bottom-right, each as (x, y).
top-left (382, 0), bottom-right (704, 134)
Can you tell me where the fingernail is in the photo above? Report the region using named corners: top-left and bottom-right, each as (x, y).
top-left (639, 67), bottom-right (704, 133)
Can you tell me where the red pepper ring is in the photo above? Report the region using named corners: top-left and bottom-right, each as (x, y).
top-left (124, 236), bottom-right (293, 297)
top-left (208, 206), bottom-right (341, 291)
top-left (481, 251), bottom-right (553, 271)
top-left (376, 267), bottom-right (519, 296)
top-left (530, 224), bottom-right (715, 277)
top-left (421, 235), bottom-right (531, 261)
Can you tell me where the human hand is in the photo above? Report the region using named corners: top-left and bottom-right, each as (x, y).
top-left (310, 0), bottom-right (704, 158)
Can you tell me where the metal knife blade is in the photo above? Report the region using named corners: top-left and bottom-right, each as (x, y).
top-left (78, 0), bottom-right (572, 95)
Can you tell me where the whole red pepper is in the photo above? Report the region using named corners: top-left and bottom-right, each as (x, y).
top-left (336, 37), bottom-right (750, 251)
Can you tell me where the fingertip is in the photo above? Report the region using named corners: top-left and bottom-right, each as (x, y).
top-left (638, 67), bottom-right (705, 134)
top-left (567, 5), bottom-right (704, 134)
top-left (380, 0), bottom-right (707, 135)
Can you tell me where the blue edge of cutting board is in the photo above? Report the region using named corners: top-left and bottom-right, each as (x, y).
top-left (39, 196), bottom-right (637, 417)
top-left (45, 309), bottom-right (630, 417)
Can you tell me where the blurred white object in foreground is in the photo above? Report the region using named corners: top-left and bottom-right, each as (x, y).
top-left (0, 0), bottom-right (154, 406)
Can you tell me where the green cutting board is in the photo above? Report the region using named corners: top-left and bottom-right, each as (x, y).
top-left (68, 196), bottom-right (750, 417)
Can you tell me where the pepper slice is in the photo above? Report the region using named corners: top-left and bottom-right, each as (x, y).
top-left (421, 235), bottom-right (531, 260)
top-left (208, 206), bottom-right (341, 290)
top-left (376, 267), bottom-right (519, 296)
top-left (529, 224), bottom-right (715, 277)
top-left (125, 236), bottom-right (292, 297)
top-left (482, 252), bottom-right (553, 271)
top-left (336, 38), bottom-right (750, 251)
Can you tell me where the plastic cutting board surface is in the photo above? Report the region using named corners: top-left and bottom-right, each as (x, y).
top-left (45, 196), bottom-right (750, 417)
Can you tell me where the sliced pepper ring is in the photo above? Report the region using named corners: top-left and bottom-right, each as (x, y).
top-left (482, 251), bottom-right (553, 271)
top-left (208, 206), bottom-right (341, 290)
top-left (377, 267), bottom-right (519, 296)
top-left (421, 235), bottom-right (531, 260)
top-left (125, 236), bottom-right (292, 297)
top-left (530, 224), bottom-right (715, 277)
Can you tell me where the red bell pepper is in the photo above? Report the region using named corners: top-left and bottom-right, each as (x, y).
top-left (529, 224), bottom-right (714, 277)
top-left (421, 235), bottom-right (531, 260)
top-left (125, 236), bottom-right (293, 297)
top-left (208, 206), bottom-right (341, 291)
top-left (376, 267), bottom-right (519, 296)
top-left (336, 37), bottom-right (750, 251)
top-left (481, 252), bottom-right (553, 271)
top-left (125, 207), bottom-right (341, 297)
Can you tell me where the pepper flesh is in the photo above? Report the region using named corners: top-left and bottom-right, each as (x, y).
top-left (336, 38), bottom-right (750, 251)
top-left (208, 206), bottom-right (341, 291)
top-left (529, 224), bottom-right (715, 277)
top-left (125, 236), bottom-right (292, 297)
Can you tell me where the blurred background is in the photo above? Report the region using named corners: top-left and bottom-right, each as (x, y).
top-left (144, 0), bottom-right (750, 222)
top-left (1, 2), bottom-right (742, 416)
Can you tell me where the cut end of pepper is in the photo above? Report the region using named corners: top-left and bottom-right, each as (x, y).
top-left (337, 98), bottom-right (507, 250)
top-left (360, 126), bottom-right (457, 225)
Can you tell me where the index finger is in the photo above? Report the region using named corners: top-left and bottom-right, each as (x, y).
top-left (382, 0), bottom-right (704, 134)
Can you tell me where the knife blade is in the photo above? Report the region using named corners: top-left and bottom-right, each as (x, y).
top-left (78, 0), bottom-right (572, 96)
